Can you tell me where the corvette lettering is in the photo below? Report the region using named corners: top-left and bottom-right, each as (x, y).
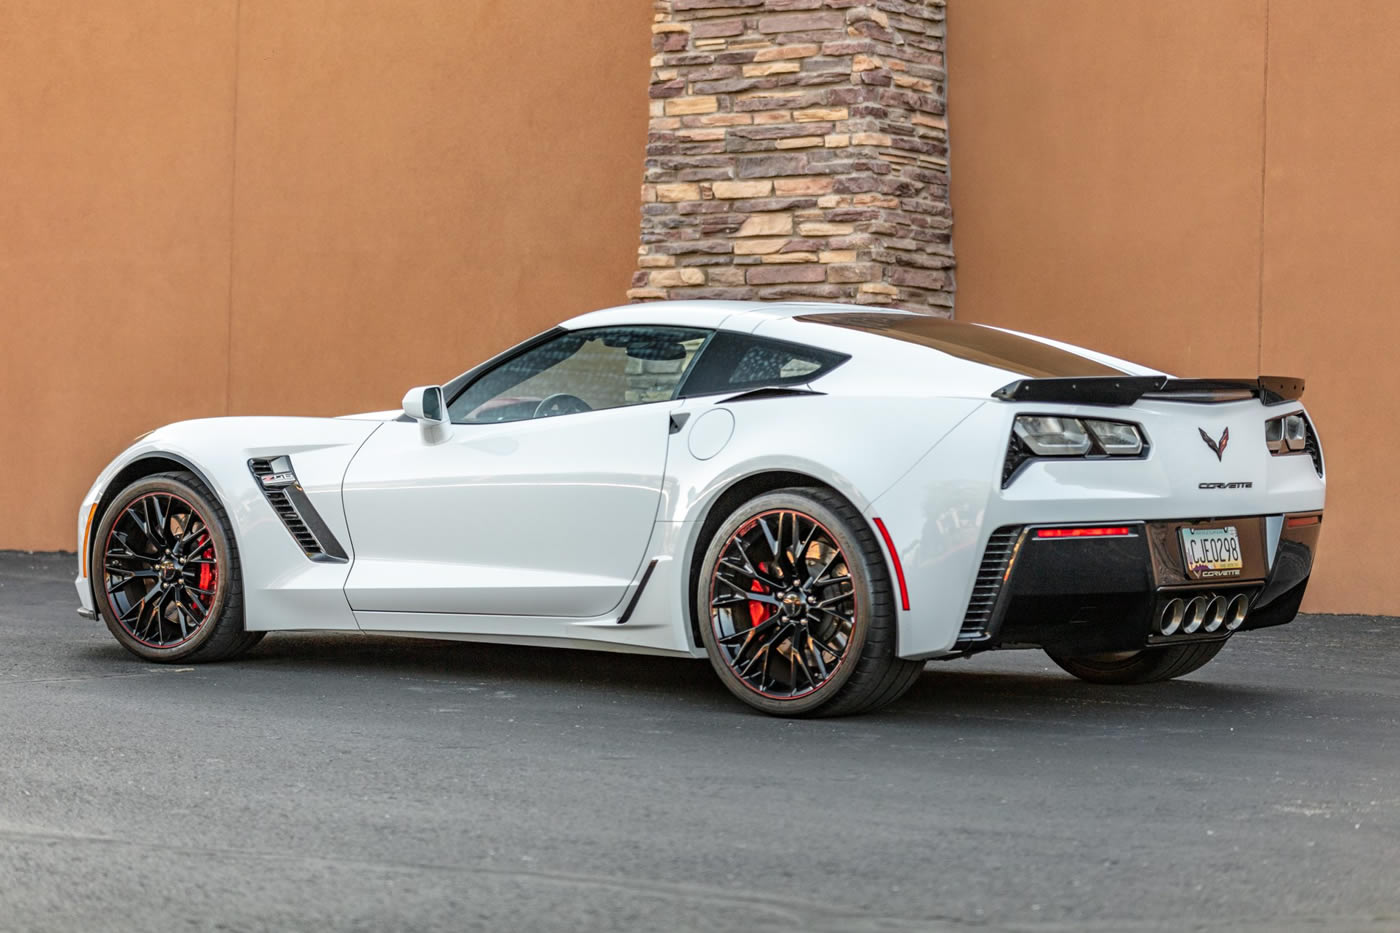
top-left (1198, 481), bottom-right (1253, 489)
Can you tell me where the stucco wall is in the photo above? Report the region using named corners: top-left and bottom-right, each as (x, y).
top-left (0, 0), bottom-right (652, 551)
top-left (2, 0), bottom-right (1395, 615)
top-left (947, 0), bottom-right (1400, 614)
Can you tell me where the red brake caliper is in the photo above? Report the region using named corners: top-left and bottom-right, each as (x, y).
top-left (748, 561), bottom-right (771, 627)
top-left (198, 533), bottom-right (215, 595)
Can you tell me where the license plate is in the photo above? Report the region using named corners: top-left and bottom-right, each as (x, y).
top-left (1179, 526), bottom-right (1243, 579)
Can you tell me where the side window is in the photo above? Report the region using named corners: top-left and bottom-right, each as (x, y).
top-left (448, 326), bottom-right (710, 424)
top-left (679, 332), bottom-right (849, 398)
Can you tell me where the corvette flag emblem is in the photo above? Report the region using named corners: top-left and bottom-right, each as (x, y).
top-left (1199, 427), bottom-right (1229, 461)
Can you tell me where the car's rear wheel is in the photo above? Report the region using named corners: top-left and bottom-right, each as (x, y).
top-left (91, 470), bottom-right (262, 663)
top-left (696, 488), bottom-right (924, 717)
top-left (1046, 641), bottom-right (1226, 685)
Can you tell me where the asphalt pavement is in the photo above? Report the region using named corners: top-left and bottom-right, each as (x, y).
top-left (0, 551), bottom-right (1396, 932)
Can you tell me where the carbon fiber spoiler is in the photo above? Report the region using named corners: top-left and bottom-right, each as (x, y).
top-left (991, 376), bottom-right (1305, 407)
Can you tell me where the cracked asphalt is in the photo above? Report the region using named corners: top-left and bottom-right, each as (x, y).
top-left (0, 551), bottom-right (1396, 932)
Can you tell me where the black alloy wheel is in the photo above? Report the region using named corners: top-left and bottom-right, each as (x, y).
top-left (697, 488), bottom-right (924, 717)
top-left (708, 508), bottom-right (857, 701)
top-left (92, 471), bottom-right (262, 662)
top-left (102, 491), bottom-right (219, 648)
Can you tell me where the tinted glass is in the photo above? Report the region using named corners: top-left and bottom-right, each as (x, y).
top-left (792, 312), bottom-right (1123, 378)
top-left (449, 326), bottom-right (710, 423)
top-left (680, 332), bottom-right (848, 397)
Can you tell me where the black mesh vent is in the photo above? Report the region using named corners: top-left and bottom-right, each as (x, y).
top-left (957, 526), bottom-right (1023, 643)
top-left (249, 459), bottom-right (324, 557)
top-left (1001, 432), bottom-right (1034, 487)
top-left (1302, 413), bottom-right (1324, 477)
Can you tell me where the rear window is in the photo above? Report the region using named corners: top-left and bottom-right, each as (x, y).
top-left (679, 333), bottom-right (848, 397)
top-left (793, 312), bottom-right (1123, 378)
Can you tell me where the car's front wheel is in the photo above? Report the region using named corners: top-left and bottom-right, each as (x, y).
top-left (696, 488), bottom-right (924, 717)
top-left (91, 470), bottom-right (262, 663)
top-left (1046, 641), bottom-right (1226, 685)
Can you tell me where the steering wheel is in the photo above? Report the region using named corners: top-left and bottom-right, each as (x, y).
top-left (533, 393), bottom-right (592, 419)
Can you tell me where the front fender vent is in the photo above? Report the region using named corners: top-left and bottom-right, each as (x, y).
top-left (957, 526), bottom-right (1024, 644)
top-left (248, 458), bottom-right (348, 562)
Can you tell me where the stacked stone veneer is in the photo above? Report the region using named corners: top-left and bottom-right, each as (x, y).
top-left (629, 0), bottom-right (953, 312)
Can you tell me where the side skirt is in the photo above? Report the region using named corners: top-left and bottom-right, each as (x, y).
top-left (356, 628), bottom-right (697, 659)
top-left (347, 550), bottom-right (703, 658)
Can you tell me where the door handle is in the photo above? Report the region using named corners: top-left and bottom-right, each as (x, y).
top-left (668, 412), bottom-right (691, 435)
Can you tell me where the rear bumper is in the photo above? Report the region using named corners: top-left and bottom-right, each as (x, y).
top-left (954, 512), bottom-right (1322, 656)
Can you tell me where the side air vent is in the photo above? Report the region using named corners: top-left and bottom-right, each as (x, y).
top-left (248, 458), bottom-right (348, 562)
top-left (956, 526), bottom-right (1023, 644)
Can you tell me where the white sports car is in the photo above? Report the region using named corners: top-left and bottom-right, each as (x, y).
top-left (75, 301), bottom-right (1325, 716)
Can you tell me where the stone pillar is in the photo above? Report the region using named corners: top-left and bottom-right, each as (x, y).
top-left (629, 0), bottom-right (952, 313)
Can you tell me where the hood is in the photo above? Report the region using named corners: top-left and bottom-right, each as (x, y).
top-left (337, 409), bottom-right (405, 422)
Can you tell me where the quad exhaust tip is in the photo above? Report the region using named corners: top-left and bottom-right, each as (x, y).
top-left (1158, 593), bottom-right (1249, 636)
top-left (1202, 595), bottom-right (1228, 633)
top-left (1225, 593), bottom-right (1249, 631)
top-left (1182, 596), bottom-right (1210, 634)
top-left (1159, 598), bottom-right (1186, 636)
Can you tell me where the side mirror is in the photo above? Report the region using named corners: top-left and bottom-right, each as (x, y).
top-left (402, 385), bottom-right (448, 443)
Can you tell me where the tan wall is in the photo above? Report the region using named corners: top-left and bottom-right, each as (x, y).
top-left (0, 0), bottom-right (652, 551)
top-left (947, 0), bottom-right (1400, 614)
top-left (3, 0), bottom-right (1394, 615)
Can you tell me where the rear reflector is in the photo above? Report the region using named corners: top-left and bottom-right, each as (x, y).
top-left (1035, 526), bottom-right (1134, 539)
top-left (872, 517), bottom-right (910, 611)
top-left (81, 503), bottom-right (98, 577)
top-left (1285, 514), bottom-right (1321, 528)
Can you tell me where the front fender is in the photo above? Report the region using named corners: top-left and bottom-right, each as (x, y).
top-left (75, 417), bottom-right (382, 630)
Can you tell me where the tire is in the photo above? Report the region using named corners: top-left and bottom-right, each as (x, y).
top-left (1046, 640), bottom-right (1226, 685)
top-left (91, 470), bottom-right (263, 663)
top-left (695, 487), bottom-right (924, 717)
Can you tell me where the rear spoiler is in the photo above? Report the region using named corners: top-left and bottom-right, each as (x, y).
top-left (991, 376), bottom-right (1305, 407)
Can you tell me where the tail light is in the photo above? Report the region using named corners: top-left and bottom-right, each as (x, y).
top-left (1004, 415), bottom-right (1148, 486)
top-left (1265, 411), bottom-right (1323, 476)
